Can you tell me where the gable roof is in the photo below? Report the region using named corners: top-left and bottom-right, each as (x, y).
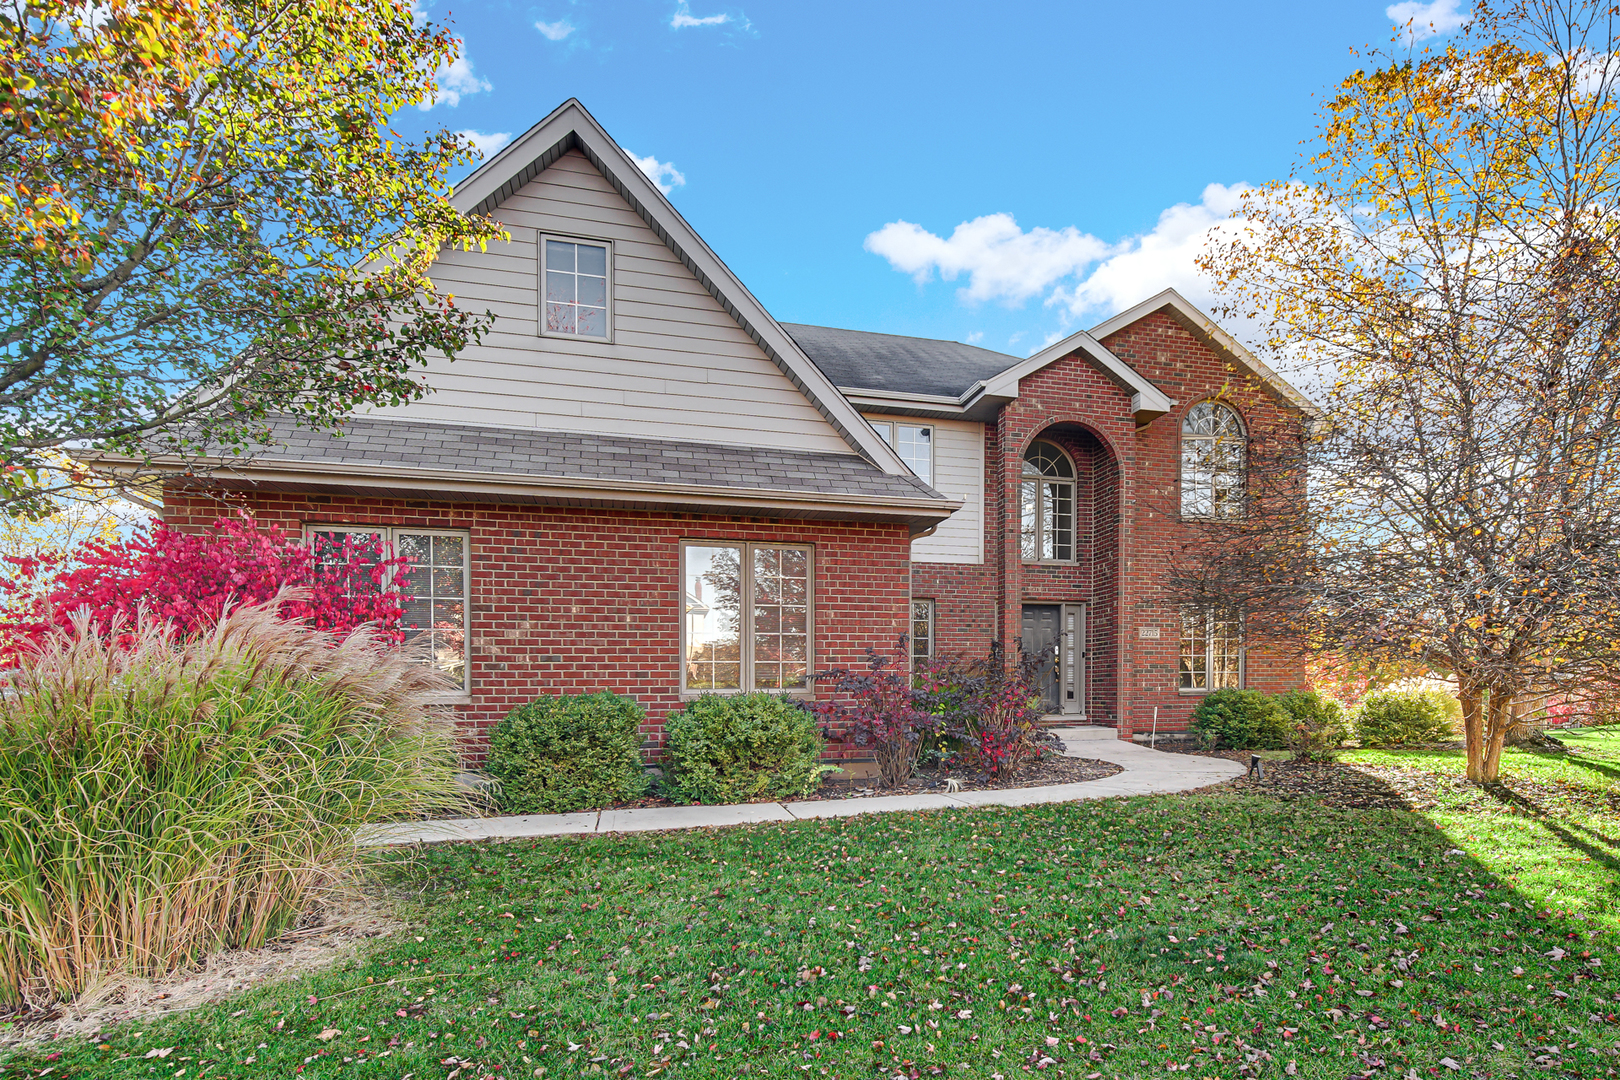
top-left (784, 322), bottom-right (1173, 425)
top-left (451, 99), bottom-right (914, 475)
top-left (976, 330), bottom-right (1176, 425)
top-left (1089, 289), bottom-right (1322, 418)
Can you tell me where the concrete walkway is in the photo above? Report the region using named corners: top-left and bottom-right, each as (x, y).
top-left (361, 727), bottom-right (1243, 846)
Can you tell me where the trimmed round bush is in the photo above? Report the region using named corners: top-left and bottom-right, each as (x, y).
top-left (664, 692), bottom-right (837, 804)
top-left (1354, 689), bottom-right (1460, 746)
top-left (1189, 688), bottom-right (1291, 749)
top-left (1275, 688), bottom-right (1349, 761)
top-left (485, 692), bottom-right (649, 814)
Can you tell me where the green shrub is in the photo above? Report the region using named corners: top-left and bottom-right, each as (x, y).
top-left (485, 692), bottom-right (648, 814)
top-left (1189, 688), bottom-right (1291, 749)
top-left (0, 603), bottom-right (461, 1008)
top-left (1354, 689), bottom-right (1460, 746)
top-left (664, 693), bottom-right (837, 804)
top-left (1275, 689), bottom-right (1349, 761)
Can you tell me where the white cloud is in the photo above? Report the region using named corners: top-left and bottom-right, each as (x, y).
top-left (1048, 182), bottom-right (1252, 321)
top-left (421, 55), bottom-right (491, 110)
top-left (864, 214), bottom-right (1111, 305)
top-left (1387, 0), bottom-right (1468, 42)
top-left (535, 18), bottom-right (575, 40)
top-left (458, 130), bottom-right (513, 159)
top-left (671, 3), bottom-right (730, 27)
top-left (964, 331), bottom-right (984, 344)
top-left (627, 151), bottom-right (686, 195)
top-left (867, 183), bottom-right (1261, 350)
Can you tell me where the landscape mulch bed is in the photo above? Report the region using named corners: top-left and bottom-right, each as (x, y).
top-left (544, 754), bottom-right (1124, 811)
top-left (812, 752), bottom-right (1123, 800)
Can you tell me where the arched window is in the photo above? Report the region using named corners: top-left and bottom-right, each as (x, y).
top-left (1181, 402), bottom-right (1245, 519)
top-left (1021, 440), bottom-right (1074, 562)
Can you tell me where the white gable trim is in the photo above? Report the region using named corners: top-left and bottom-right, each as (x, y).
top-left (1089, 288), bottom-right (1322, 418)
top-left (980, 331), bottom-right (1175, 425)
top-left (451, 99), bottom-right (912, 475)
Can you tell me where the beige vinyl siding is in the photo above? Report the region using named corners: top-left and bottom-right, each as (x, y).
top-left (372, 150), bottom-right (851, 453)
top-left (864, 414), bottom-right (983, 564)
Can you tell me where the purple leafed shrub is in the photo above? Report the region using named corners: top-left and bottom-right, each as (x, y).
top-left (920, 642), bottom-right (1061, 777)
top-left (810, 640), bottom-right (934, 788)
top-left (812, 640), bottom-right (1062, 787)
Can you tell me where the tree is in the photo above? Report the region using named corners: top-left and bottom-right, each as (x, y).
top-left (1194, 0), bottom-right (1620, 782)
top-left (0, 0), bottom-right (502, 516)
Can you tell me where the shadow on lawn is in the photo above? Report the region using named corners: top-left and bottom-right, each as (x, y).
top-left (1539, 748), bottom-right (1620, 783)
top-left (1482, 781), bottom-right (1620, 874)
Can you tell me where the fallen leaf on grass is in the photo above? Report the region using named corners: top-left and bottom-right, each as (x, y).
top-left (143, 1048), bottom-right (174, 1059)
top-left (316, 1028), bottom-right (342, 1041)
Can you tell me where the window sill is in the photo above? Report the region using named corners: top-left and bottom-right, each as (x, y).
top-left (1021, 559), bottom-right (1079, 567)
top-left (427, 692), bottom-right (473, 706)
top-left (537, 328), bottom-right (615, 347)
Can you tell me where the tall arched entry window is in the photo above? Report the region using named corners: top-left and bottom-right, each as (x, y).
top-left (1020, 440), bottom-right (1074, 562)
top-left (1180, 402), bottom-right (1245, 519)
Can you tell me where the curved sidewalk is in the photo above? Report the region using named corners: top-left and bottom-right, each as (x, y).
top-left (362, 727), bottom-right (1243, 846)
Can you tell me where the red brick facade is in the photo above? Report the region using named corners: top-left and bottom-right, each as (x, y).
top-left (161, 310), bottom-right (1308, 756)
top-left (909, 309), bottom-right (1309, 738)
top-left (161, 487), bottom-right (912, 760)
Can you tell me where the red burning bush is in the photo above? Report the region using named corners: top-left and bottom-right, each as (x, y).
top-left (0, 511), bottom-right (406, 663)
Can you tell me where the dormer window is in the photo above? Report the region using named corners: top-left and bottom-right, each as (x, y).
top-left (542, 236), bottom-right (611, 339)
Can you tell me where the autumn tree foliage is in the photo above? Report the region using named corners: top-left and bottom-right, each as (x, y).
top-left (1193, 0), bottom-right (1620, 782)
top-left (0, 511), bottom-right (406, 663)
top-left (0, 0), bottom-right (502, 516)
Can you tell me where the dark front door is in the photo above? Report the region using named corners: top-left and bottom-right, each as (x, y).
top-left (1021, 604), bottom-right (1062, 714)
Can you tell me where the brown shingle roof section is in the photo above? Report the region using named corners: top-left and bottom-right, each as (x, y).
top-left (247, 417), bottom-right (948, 504)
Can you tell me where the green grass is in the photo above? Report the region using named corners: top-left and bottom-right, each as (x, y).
top-left (4, 738), bottom-right (1619, 1080)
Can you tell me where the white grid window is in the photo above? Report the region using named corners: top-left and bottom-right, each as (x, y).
top-left (1020, 440), bottom-right (1074, 562)
top-left (911, 598), bottom-right (934, 665)
top-left (1181, 402), bottom-right (1245, 519)
top-left (542, 237), bottom-right (610, 339)
top-left (307, 526), bottom-right (470, 694)
top-left (1179, 607), bottom-right (1243, 692)
top-left (682, 542), bottom-right (813, 694)
top-left (872, 421), bottom-right (934, 485)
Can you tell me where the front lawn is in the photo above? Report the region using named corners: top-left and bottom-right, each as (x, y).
top-left (4, 743), bottom-right (1619, 1080)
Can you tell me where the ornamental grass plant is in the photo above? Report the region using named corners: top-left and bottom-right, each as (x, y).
top-left (0, 600), bottom-right (462, 1009)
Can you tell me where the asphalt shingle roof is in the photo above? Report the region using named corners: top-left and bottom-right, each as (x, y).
top-left (783, 323), bottom-right (1021, 398)
top-left (245, 416), bottom-right (946, 503)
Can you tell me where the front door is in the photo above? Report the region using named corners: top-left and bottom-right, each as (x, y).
top-left (1021, 604), bottom-right (1062, 714)
top-left (1020, 603), bottom-right (1086, 717)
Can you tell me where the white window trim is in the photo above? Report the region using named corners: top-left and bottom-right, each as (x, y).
top-left (911, 597), bottom-right (935, 665)
top-left (871, 420), bottom-right (934, 486)
top-left (306, 524), bottom-right (472, 701)
top-left (538, 233), bottom-right (615, 344)
top-left (1020, 439), bottom-right (1077, 564)
top-left (679, 540), bottom-right (815, 698)
top-left (1177, 607), bottom-right (1245, 694)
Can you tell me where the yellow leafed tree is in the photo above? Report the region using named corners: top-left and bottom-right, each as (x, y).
top-left (1194, 0), bottom-right (1620, 782)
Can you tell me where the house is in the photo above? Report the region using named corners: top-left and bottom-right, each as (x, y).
top-left (149, 98), bottom-right (1316, 755)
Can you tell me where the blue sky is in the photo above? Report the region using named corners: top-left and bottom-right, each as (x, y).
top-left (408, 0), bottom-right (1469, 357)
